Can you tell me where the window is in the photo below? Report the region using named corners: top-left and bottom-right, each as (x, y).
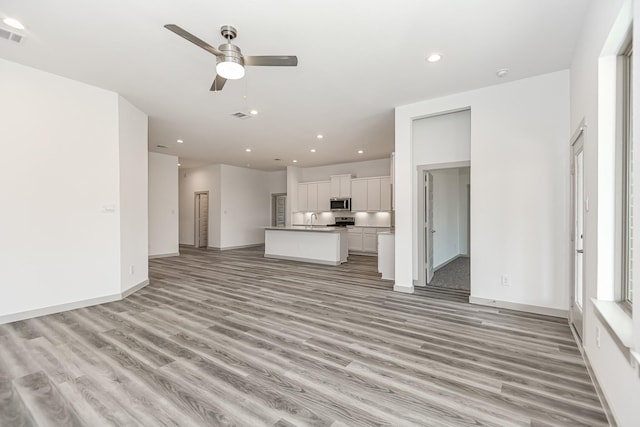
top-left (621, 40), bottom-right (634, 308)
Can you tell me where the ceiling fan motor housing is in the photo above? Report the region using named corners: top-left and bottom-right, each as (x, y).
top-left (217, 43), bottom-right (244, 67)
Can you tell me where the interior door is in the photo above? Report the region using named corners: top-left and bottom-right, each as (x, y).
top-left (195, 192), bottom-right (209, 248)
top-left (570, 131), bottom-right (585, 340)
top-left (425, 172), bottom-right (435, 284)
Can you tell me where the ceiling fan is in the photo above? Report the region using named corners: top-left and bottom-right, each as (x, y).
top-left (165, 24), bottom-right (298, 92)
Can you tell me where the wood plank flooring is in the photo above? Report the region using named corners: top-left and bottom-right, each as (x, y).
top-left (0, 247), bottom-right (608, 426)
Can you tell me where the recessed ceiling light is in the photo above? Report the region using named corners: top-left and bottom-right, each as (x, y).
top-left (496, 68), bottom-right (509, 78)
top-left (3, 17), bottom-right (25, 30)
top-left (177, 163), bottom-right (181, 167)
top-left (292, 160), bottom-right (298, 163)
top-left (317, 134), bottom-right (323, 139)
top-left (249, 109), bottom-right (259, 115)
top-left (310, 149), bottom-right (316, 153)
top-left (427, 54), bottom-right (441, 63)
top-left (245, 148), bottom-right (252, 152)
top-left (357, 150), bottom-right (364, 154)
top-left (177, 139), bottom-right (184, 144)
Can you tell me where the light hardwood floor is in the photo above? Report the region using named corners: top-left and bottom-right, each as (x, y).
top-left (0, 247), bottom-right (608, 426)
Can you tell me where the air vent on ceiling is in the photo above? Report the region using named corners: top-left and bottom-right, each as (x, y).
top-left (231, 112), bottom-right (252, 120)
top-left (0, 28), bottom-right (24, 43)
top-left (156, 144), bottom-right (168, 149)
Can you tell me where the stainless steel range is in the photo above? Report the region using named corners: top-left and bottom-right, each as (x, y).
top-left (330, 216), bottom-right (355, 227)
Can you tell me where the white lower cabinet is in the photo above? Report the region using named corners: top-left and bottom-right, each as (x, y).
top-left (348, 227), bottom-right (390, 254)
top-left (378, 232), bottom-right (395, 280)
top-left (363, 231), bottom-right (378, 252)
top-left (347, 231), bottom-right (363, 252)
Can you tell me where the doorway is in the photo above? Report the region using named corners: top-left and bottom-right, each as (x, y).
top-left (570, 125), bottom-right (585, 341)
top-left (194, 192), bottom-right (209, 248)
top-left (417, 163), bottom-right (471, 291)
top-left (272, 193), bottom-right (287, 227)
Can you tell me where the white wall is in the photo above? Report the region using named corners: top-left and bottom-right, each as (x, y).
top-left (395, 71), bottom-right (570, 314)
top-left (0, 59), bottom-right (148, 322)
top-left (432, 169), bottom-right (465, 268)
top-left (268, 170), bottom-right (287, 195)
top-left (570, 0), bottom-right (640, 425)
top-left (179, 165), bottom-right (221, 247)
top-left (300, 158), bottom-right (390, 182)
top-left (219, 165), bottom-right (273, 248)
top-left (286, 166), bottom-right (302, 226)
top-left (268, 170), bottom-right (287, 226)
top-left (118, 97), bottom-right (149, 293)
top-left (180, 164), bottom-right (280, 249)
top-left (413, 110), bottom-right (471, 165)
top-left (149, 152), bottom-right (179, 257)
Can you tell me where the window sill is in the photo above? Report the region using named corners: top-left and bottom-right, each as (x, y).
top-left (591, 298), bottom-right (634, 365)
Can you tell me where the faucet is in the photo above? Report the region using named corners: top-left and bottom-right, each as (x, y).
top-left (310, 212), bottom-right (318, 227)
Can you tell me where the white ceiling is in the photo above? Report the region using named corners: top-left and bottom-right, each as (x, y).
top-left (0, 0), bottom-right (589, 171)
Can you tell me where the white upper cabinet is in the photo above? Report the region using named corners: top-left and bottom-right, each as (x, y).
top-left (351, 176), bottom-right (392, 212)
top-left (367, 178), bottom-right (381, 211)
top-left (351, 179), bottom-right (368, 211)
top-left (381, 177), bottom-right (391, 211)
top-left (297, 184), bottom-right (308, 212)
top-left (307, 183), bottom-right (318, 212)
top-left (317, 182), bottom-right (331, 212)
top-left (297, 181), bottom-right (331, 212)
top-left (330, 174), bottom-right (352, 198)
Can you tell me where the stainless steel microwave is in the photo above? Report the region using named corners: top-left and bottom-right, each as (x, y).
top-left (330, 198), bottom-right (351, 211)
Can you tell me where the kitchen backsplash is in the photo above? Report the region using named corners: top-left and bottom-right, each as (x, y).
top-left (292, 212), bottom-right (391, 227)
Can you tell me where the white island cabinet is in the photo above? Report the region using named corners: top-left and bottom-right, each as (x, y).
top-left (378, 231), bottom-right (395, 280)
top-left (264, 227), bottom-right (348, 265)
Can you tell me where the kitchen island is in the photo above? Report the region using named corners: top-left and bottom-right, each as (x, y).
top-left (264, 226), bottom-right (348, 265)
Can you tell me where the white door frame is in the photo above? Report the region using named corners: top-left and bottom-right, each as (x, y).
top-left (570, 121), bottom-right (586, 341)
top-left (416, 161), bottom-right (471, 286)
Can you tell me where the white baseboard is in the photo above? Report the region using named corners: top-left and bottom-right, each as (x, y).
top-left (122, 279), bottom-right (150, 298)
top-left (434, 254), bottom-right (464, 271)
top-left (0, 293), bottom-right (121, 325)
top-left (469, 296), bottom-right (567, 318)
top-left (149, 252), bottom-right (180, 259)
top-left (348, 251), bottom-right (377, 257)
top-left (209, 243), bottom-right (264, 251)
top-left (0, 279), bottom-right (150, 325)
top-left (264, 254), bottom-right (341, 266)
top-left (393, 283), bottom-right (415, 294)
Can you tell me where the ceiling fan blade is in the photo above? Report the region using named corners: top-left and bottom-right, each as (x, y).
top-left (243, 56), bottom-right (298, 66)
top-left (211, 75), bottom-right (227, 92)
top-left (164, 24), bottom-right (223, 57)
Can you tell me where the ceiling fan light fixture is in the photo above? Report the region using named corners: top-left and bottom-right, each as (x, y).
top-left (3, 17), bottom-right (25, 30)
top-left (216, 60), bottom-right (245, 80)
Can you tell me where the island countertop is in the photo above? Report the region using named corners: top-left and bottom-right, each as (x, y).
top-left (264, 226), bottom-right (346, 232)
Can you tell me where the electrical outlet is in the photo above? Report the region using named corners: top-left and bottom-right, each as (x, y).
top-left (501, 275), bottom-right (510, 286)
top-left (129, 265), bottom-right (135, 275)
top-left (595, 325), bottom-right (601, 348)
